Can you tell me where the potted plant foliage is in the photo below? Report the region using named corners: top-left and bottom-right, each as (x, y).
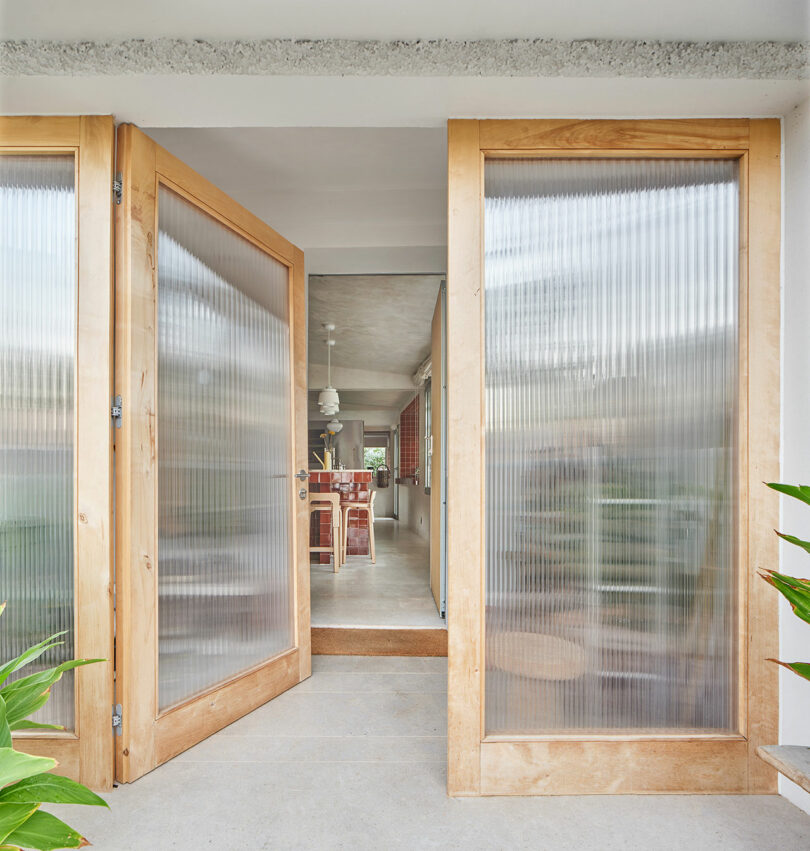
top-left (0, 603), bottom-right (108, 849)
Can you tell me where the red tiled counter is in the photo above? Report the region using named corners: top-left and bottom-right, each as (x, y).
top-left (309, 470), bottom-right (373, 563)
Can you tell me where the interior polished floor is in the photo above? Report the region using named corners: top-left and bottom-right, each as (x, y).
top-left (310, 517), bottom-right (444, 627)
top-left (55, 655), bottom-right (810, 850)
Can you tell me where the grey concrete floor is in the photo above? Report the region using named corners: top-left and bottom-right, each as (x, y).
top-left (310, 518), bottom-right (445, 627)
top-left (54, 655), bottom-right (810, 850)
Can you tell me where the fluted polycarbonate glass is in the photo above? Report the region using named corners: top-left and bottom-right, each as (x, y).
top-left (484, 159), bottom-right (739, 735)
top-left (157, 186), bottom-right (293, 711)
top-left (0, 155), bottom-right (76, 728)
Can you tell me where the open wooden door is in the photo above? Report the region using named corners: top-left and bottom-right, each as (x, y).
top-left (446, 119), bottom-right (781, 796)
top-left (0, 116), bottom-right (115, 789)
top-left (114, 125), bottom-right (309, 782)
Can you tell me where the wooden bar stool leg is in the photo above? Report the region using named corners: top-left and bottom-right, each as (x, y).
top-left (331, 503), bottom-right (341, 572)
top-left (368, 506), bottom-right (376, 564)
top-left (341, 505), bottom-right (350, 564)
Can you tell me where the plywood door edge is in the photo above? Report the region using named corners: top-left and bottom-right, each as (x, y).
top-left (114, 123), bottom-right (160, 783)
top-left (446, 119), bottom-right (484, 797)
top-left (292, 245), bottom-right (311, 681)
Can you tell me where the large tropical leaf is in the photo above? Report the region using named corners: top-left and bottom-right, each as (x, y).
top-left (0, 698), bottom-right (10, 750)
top-left (0, 775), bottom-right (107, 808)
top-left (3, 810), bottom-right (87, 851)
top-left (0, 803), bottom-right (37, 844)
top-left (766, 482), bottom-right (810, 507)
top-left (759, 569), bottom-right (810, 625)
top-left (1, 659), bottom-right (103, 701)
top-left (0, 636), bottom-right (67, 689)
top-left (0, 750), bottom-right (56, 789)
top-left (768, 659), bottom-right (810, 683)
top-left (8, 723), bottom-right (63, 734)
top-left (2, 685), bottom-right (51, 731)
top-left (776, 531), bottom-right (810, 556)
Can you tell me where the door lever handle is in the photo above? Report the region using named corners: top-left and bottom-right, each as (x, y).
top-left (294, 469), bottom-right (309, 481)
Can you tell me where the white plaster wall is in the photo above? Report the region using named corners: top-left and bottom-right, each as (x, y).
top-left (779, 95), bottom-right (810, 814)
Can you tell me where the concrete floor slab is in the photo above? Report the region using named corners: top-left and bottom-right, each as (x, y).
top-left (310, 518), bottom-right (445, 628)
top-left (54, 655), bottom-right (810, 850)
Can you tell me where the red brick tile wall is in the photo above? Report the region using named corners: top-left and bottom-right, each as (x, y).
top-left (399, 395), bottom-right (419, 479)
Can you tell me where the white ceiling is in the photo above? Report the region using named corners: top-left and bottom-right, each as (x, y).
top-left (2, 0), bottom-right (807, 41)
top-left (309, 275), bottom-right (441, 371)
top-left (308, 274), bottom-right (442, 424)
top-left (145, 128), bottom-right (446, 264)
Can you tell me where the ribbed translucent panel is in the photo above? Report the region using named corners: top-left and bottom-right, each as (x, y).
top-left (0, 155), bottom-right (76, 728)
top-left (157, 186), bottom-right (293, 711)
top-left (484, 159), bottom-right (739, 735)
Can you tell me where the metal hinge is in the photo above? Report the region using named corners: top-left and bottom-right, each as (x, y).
top-left (111, 395), bottom-right (122, 429)
top-left (112, 703), bottom-right (123, 736)
top-left (113, 173), bottom-right (123, 205)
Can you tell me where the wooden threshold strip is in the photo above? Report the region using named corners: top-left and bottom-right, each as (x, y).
top-left (312, 627), bottom-right (448, 656)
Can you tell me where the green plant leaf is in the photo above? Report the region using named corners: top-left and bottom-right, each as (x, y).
top-left (3, 810), bottom-right (87, 850)
top-left (775, 531), bottom-right (810, 556)
top-left (0, 698), bottom-right (10, 750)
top-left (0, 750), bottom-right (56, 789)
top-left (1, 660), bottom-right (104, 702)
top-left (759, 570), bottom-right (810, 625)
top-left (0, 635), bottom-right (67, 689)
top-left (768, 659), bottom-right (810, 683)
top-left (0, 803), bottom-right (38, 844)
top-left (2, 684), bottom-right (51, 730)
top-left (766, 482), bottom-right (810, 507)
top-left (0, 775), bottom-right (107, 809)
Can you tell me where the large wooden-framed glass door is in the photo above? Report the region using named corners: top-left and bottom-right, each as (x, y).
top-left (0, 116), bottom-right (115, 789)
top-left (446, 119), bottom-right (781, 796)
top-left (114, 125), bottom-right (309, 782)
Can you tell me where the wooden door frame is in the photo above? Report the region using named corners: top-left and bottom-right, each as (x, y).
top-left (114, 124), bottom-right (309, 782)
top-left (446, 118), bottom-right (781, 796)
top-left (0, 116), bottom-right (116, 790)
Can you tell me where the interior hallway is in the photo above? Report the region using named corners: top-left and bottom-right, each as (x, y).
top-left (54, 654), bottom-right (809, 850)
top-left (310, 517), bottom-right (444, 627)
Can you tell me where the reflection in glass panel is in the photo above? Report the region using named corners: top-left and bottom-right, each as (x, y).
top-left (158, 186), bottom-right (293, 711)
top-left (484, 159), bottom-right (739, 734)
top-left (0, 155), bottom-right (76, 728)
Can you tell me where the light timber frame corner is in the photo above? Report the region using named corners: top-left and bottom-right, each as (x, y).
top-left (446, 118), bottom-right (781, 797)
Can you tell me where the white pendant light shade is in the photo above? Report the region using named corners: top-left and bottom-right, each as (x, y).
top-left (327, 417), bottom-right (343, 434)
top-left (318, 386), bottom-right (339, 410)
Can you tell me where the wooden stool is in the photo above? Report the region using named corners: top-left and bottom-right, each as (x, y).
top-left (309, 492), bottom-right (342, 572)
top-left (341, 490), bottom-right (376, 564)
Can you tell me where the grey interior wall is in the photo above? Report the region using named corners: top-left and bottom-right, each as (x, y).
top-left (780, 97), bottom-right (810, 816)
top-left (310, 418), bottom-right (364, 469)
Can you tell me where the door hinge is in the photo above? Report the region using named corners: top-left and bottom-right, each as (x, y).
top-left (113, 173), bottom-right (123, 205)
top-left (111, 395), bottom-right (122, 429)
top-left (112, 703), bottom-right (123, 736)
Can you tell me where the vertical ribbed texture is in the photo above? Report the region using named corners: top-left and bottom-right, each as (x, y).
top-left (157, 187), bottom-right (293, 711)
top-left (484, 159), bottom-right (739, 734)
top-left (0, 155), bottom-right (76, 728)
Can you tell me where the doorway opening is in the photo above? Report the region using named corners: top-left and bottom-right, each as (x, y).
top-left (307, 274), bottom-right (448, 656)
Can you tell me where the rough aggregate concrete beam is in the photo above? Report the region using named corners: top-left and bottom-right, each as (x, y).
top-left (1, 38), bottom-right (807, 79)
